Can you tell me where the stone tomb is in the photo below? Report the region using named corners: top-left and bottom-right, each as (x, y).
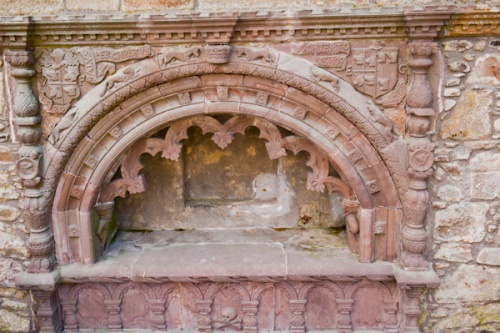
top-left (4, 8), bottom-right (450, 332)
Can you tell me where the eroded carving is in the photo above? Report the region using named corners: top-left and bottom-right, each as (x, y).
top-left (157, 46), bottom-right (201, 68)
top-left (235, 47), bottom-right (275, 63)
top-left (291, 41), bottom-right (350, 70)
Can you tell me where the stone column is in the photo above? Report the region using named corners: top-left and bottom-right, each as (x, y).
top-left (402, 40), bottom-right (439, 271)
top-left (7, 50), bottom-right (62, 332)
top-left (5, 50), bottom-right (55, 273)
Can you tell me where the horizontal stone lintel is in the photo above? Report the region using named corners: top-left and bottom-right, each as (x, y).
top-left (0, 7), bottom-right (495, 47)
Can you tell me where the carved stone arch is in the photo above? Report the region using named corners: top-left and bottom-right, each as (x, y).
top-left (45, 47), bottom-right (407, 205)
top-left (113, 282), bottom-right (156, 301)
top-left (46, 50), bottom-right (406, 266)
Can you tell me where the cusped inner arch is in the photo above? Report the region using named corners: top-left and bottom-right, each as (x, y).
top-left (49, 52), bottom-right (403, 267)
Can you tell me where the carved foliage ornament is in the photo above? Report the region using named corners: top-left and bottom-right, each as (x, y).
top-left (99, 115), bottom-right (353, 205)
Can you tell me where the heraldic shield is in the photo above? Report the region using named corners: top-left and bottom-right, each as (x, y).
top-left (349, 41), bottom-right (399, 99)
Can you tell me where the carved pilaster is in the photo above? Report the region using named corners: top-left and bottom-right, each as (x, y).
top-left (5, 50), bottom-right (55, 273)
top-left (32, 290), bottom-right (62, 333)
top-left (383, 298), bottom-right (399, 332)
top-left (104, 299), bottom-right (122, 331)
top-left (195, 299), bottom-right (213, 332)
top-left (60, 299), bottom-right (78, 332)
top-left (242, 300), bottom-right (259, 333)
top-left (289, 299), bottom-right (307, 333)
top-left (401, 41), bottom-right (439, 271)
top-left (149, 299), bottom-right (167, 330)
top-left (400, 286), bottom-right (425, 333)
top-left (336, 298), bottom-right (354, 333)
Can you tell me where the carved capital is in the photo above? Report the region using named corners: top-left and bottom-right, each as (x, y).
top-left (5, 50), bottom-right (34, 67)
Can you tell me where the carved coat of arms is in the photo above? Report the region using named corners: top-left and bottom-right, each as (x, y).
top-left (37, 49), bottom-right (81, 114)
top-left (348, 42), bottom-right (399, 99)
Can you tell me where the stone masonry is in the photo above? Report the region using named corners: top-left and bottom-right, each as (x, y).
top-left (0, 1), bottom-right (499, 333)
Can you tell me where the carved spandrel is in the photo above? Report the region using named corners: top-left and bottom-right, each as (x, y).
top-left (36, 46), bottom-right (153, 114)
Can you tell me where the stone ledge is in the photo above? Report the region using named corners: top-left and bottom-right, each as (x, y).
top-left (56, 229), bottom-right (439, 286)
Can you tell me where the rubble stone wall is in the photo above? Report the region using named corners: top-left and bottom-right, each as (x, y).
top-left (0, 1), bottom-right (499, 333)
top-left (423, 37), bottom-right (500, 333)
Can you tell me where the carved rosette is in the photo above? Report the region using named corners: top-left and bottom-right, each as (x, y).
top-left (5, 51), bottom-right (55, 273)
top-left (402, 41), bottom-right (438, 271)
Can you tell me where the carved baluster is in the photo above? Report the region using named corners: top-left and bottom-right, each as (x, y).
top-left (336, 298), bottom-right (354, 333)
top-left (402, 41), bottom-right (439, 271)
top-left (32, 290), bottom-right (62, 333)
top-left (289, 299), bottom-right (307, 333)
top-left (60, 299), bottom-right (78, 332)
top-left (383, 298), bottom-right (399, 332)
top-left (242, 300), bottom-right (259, 332)
top-left (149, 299), bottom-right (167, 330)
top-left (400, 286), bottom-right (425, 333)
top-left (195, 299), bottom-right (213, 332)
top-left (5, 51), bottom-right (55, 273)
top-left (104, 299), bottom-right (122, 331)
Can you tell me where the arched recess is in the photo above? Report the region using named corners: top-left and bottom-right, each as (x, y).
top-left (45, 47), bottom-right (407, 268)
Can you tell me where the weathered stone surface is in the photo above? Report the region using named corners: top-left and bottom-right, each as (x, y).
top-left (448, 61), bottom-right (470, 73)
top-left (0, 205), bottom-right (21, 222)
top-left (0, 309), bottom-right (30, 333)
top-left (443, 40), bottom-right (473, 52)
top-left (66, 0), bottom-right (119, 10)
top-left (470, 152), bottom-right (500, 200)
top-left (443, 88), bottom-right (460, 97)
top-left (199, 0), bottom-right (307, 9)
top-left (440, 89), bottom-right (492, 140)
top-left (434, 243), bottom-right (472, 263)
top-left (0, 257), bottom-right (23, 288)
top-left (435, 264), bottom-right (500, 302)
top-left (476, 247), bottom-right (500, 266)
top-left (494, 118), bottom-right (500, 132)
top-left (467, 54), bottom-right (500, 85)
top-left (434, 203), bottom-right (488, 243)
top-left (0, 0), bottom-right (63, 15)
top-left (437, 184), bottom-right (464, 202)
top-left (0, 231), bottom-right (29, 259)
top-left (443, 99), bottom-right (456, 111)
top-left (123, 0), bottom-right (194, 10)
top-left (0, 171), bottom-right (19, 202)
